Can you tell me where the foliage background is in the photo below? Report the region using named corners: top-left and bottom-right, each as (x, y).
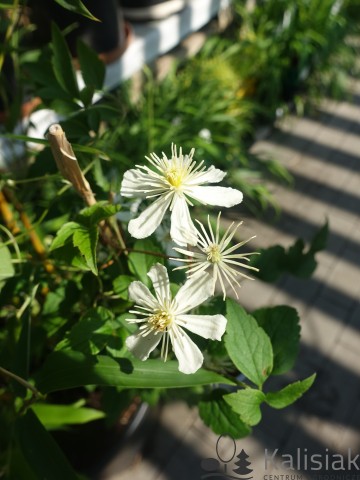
top-left (0, 0), bottom-right (358, 477)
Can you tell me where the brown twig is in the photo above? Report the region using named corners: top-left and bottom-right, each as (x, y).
top-left (0, 190), bottom-right (20, 234)
top-left (47, 124), bottom-right (129, 254)
top-left (47, 124), bottom-right (97, 207)
top-left (1, 188), bottom-right (54, 273)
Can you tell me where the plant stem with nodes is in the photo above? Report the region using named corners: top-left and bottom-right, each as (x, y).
top-left (0, 366), bottom-right (41, 399)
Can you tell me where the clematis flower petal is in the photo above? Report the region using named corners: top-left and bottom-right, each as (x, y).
top-left (128, 281), bottom-right (158, 309)
top-left (128, 193), bottom-right (172, 239)
top-left (176, 314), bottom-right (227, 341)
top-left (171, 212), bottom-right (258, 299)
top-left (121, 145), bottom-right (244, 241)
top-left (126, 332), bottom-right (162, 361)
top-left (173, 272), bottom-right (213, 314)
top-left (126, 264), bottom-right (228, 373)
top-left (120, 169), bottom-right (152, 198)
top-left (170, 195), bottom-right (198, 246)
top-left (169, 324), bottom-right (203, 374)
top-left (148, 263), bottom-right (171, 305)
top-left (186, 186), bottom-right (243, 207)
top-left (187, 166), bottom-right (226, 185)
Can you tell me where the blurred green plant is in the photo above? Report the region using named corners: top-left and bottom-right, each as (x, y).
top-left (231, 0), bottom-right (360, 117)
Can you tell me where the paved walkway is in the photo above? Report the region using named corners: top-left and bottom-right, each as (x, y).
top-left (100, 80), bottom-right (360, 480)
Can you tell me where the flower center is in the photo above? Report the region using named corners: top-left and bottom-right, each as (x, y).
top-left (205, 244), bottom-right (222, 263)
top-left (148, 310), bottom-right (173, 332)
top-left (165, 165), bottom-right (185, 188)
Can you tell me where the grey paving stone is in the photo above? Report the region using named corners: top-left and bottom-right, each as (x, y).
top-left (338, 301), bottom-right (360, 353)
top-left (321, 250), bottom-right (360, 306)
top-left (300, 296), bottom-right (351, 355)
top-left (338, 402), bottom-right (360, 452)
top-left (234, 277), bottom-right (280, 312)
top-left (145, 401), bottom-right (199, 466)
top-left (250, 137), bottom-right (303, 168)
top-left (277, 114), bottom-right (324, 141)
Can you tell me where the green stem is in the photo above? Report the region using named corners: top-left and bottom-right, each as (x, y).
top-left (120, 247), bottom-right (170, 259)
top-left (234, 379), bottom-right (251, 389)
top-left (8, 173), bottom-right (61, 185)
top-left (0, 0), bottom-right (20, 73)
top-left (0, 366), bottom-right (40, 398)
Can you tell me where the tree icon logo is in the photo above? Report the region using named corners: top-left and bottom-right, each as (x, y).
top-left (200, 435), bottom-right (253, 479)
top-left (233, 449), bottom-right (253, 479)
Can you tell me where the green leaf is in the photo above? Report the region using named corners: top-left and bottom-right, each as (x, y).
top-left (31, 402), bottom-right (105, 430)
top-left (51, 22), bottom-right (79, 98)
top-left (50, 221), bottom-right (99, 275)
top-left (250, 245), bottom-right (285, 282)
top-left (0, 134), bottom-right (109, 159)
top-left (15, 410), bottom-right (79, 480)
top-left (77, 39), bottom-right (105, 90)
top-left (253, 306), bottom-right (300, 375)
top-left (77, 202), bottom-right (120, 226)
top-left (251, 222), bottom-right (328, 282)
top-left (0, 243), bottom-right (15, 280)
top-left (128, 239), bottom-right (164, 286)
top-left (55, 306), bottom-right (118, 355)
top-left (13, 285), bottom-right (39, 396)
top-left (72, 142), bottom-right (110, 160)
top-left (51, 242), bottom-right (90, 272)
top-left (0, 133), bottom-right (48, 145)
top-left (35, 350), bottom-right (234, 393)
top-left (72, 224), bottom-right (98, 275)
top-left (13, 312), bottom-right (31, 398)
top-left (286, 239), bottom-right (317, 278)
top-left (225, 299), bottom-right (273, 387)
top-left (266, 374), bottom-right (316, 409)
top-left (113, 275), bottom-right (134, 300)
top-left (199, 389), bottom-right (251, 438)
top-left (50, 222), bottom-right (79, 251)
top-left (309, 220), bottom-right (329, 254)
top-left (53, 0), bottom-right (100, 21)
top-left (7, 447), bottom-right (38, 480)
top-left (224, 388), bottom-right (266, 426)
top-left (79, 85), bottom-right (95, 108)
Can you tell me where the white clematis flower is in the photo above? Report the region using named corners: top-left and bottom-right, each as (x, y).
top-left (125, 263), bottom-right (227, 374)
top-left (120, 144), bottom-right (243, 246)
top-left (172, 213), bottom-right (259, 300)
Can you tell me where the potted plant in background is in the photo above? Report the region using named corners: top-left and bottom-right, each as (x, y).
top-left (28, 0), bottom-right (131, 64)
top-left (120, 0), bottom-right (186, 21)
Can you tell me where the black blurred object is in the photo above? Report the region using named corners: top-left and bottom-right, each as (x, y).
top-left (120, 0), bottom-right (186, 21)
top-left (0, 54), bottom-right (16, 118)
top-left (29, 0), bottom-right (129, 63)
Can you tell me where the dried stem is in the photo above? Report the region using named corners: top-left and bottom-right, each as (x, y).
top-left (1, 188), bottom-right (54, 273)
top-left (47, 124), bottom-right (128, 253)
top-left (0, 190), bottom-right (20, 234)
top-left (47, 124), bottom-right (96, 207)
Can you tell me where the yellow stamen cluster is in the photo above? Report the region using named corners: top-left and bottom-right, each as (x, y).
top-left (165, 165), bottom-right (185, 188)
top-left (205, 244), bottom-right (222, 263)
top-left (148, 310), bottom-right (173, 332)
